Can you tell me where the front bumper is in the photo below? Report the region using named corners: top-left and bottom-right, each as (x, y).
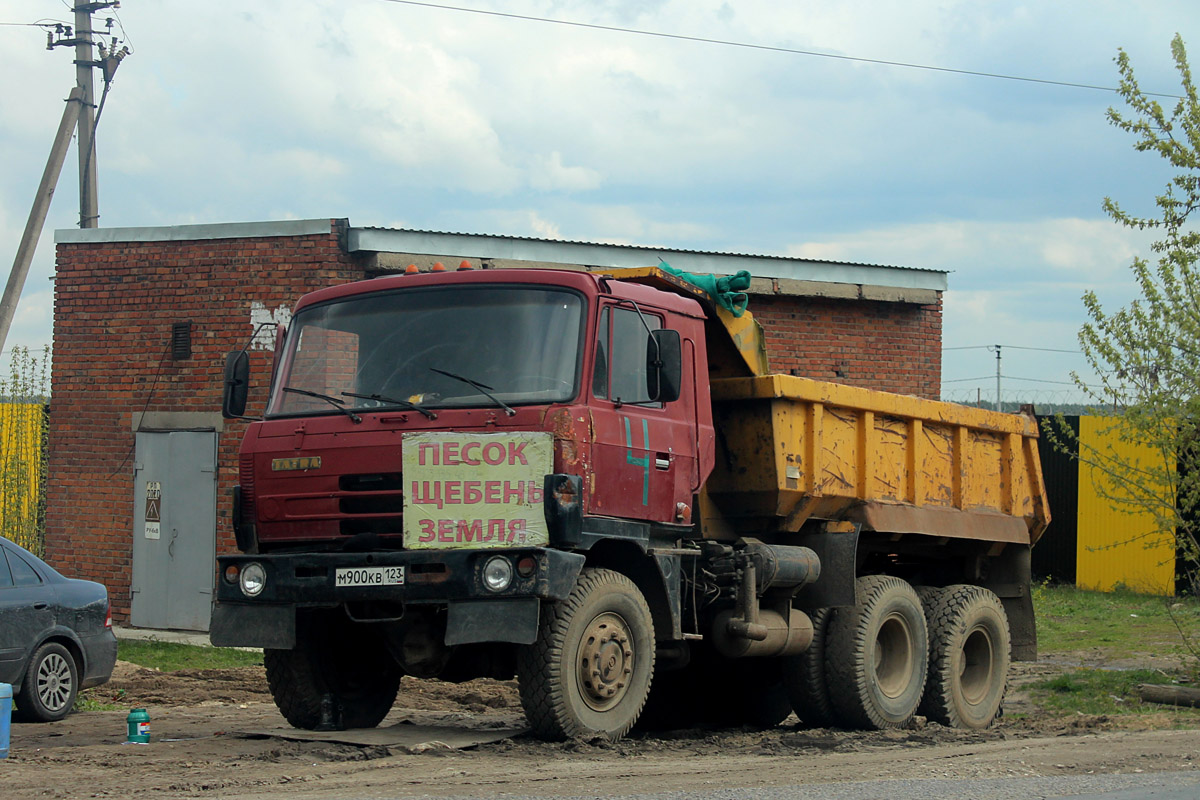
top-left (211, 546), bottom-right (584, 648)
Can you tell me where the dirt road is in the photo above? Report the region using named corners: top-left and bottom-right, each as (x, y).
top-left (4, 661), bottom-right (1198, 800)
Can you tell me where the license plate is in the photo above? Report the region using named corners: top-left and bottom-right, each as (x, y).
top-left (335, 566), bottom-right (405, 587)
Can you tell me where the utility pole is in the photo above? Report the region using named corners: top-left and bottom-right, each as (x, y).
top-left (0, 8), bottom-right (129, 352)
top-left (48, 2), bottom-right (126, 229)
top-left (0, 89), bottom-right (85, 353)
top-left (74, 3), bottom-right (100, 228)
top-left (993, 344), bottom-right (1002, 413)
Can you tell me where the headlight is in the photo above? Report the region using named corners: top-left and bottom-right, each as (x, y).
top-left (481, 556), bottom-right (513, 593)
top-left (240, 562), bottom-right (267, 597)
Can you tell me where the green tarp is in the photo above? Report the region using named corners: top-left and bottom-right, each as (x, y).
top-left (659, 262), bottom-right (752, 317)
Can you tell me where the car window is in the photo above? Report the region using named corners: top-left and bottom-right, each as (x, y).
top-left (6, 548), bottom-right (43, 587)
top-left (0, 549), bottom-right (13, 588)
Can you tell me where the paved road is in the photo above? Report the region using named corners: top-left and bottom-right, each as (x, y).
top-left (415, 772), bottom-right (1200, 800)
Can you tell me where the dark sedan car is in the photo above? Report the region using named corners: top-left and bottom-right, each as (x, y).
top-left (0, 537), bottom-right (117, 721)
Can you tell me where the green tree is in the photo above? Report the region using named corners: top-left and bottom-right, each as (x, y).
top-left (1066, 33), bottom-right (1199, 606)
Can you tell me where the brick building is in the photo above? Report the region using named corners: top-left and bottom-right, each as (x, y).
top-left (49, 218), bottom-right (946, 629)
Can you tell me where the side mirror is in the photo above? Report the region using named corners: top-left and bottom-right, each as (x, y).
top-left (222, 351), bottom-right (250, 419)
top-left (647, 329), bottom-right (682, 403)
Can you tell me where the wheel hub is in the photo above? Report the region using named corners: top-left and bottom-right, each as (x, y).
top-left (873, 612), bottom-right (915, 699)
top-left (577, 612), bottom-right (635, 711)
top-left (38, 653), bottom-right (73, 711)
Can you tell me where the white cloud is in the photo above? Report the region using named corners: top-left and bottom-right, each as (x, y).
top-left (528, 152), bottom-right (602, 192)
top-left (528, 211), bottom-right (560, 239)
top-left (785, 218), bottom-right (1155, 284)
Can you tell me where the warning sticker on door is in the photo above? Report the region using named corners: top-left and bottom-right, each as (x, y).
top-left (145, 481), bottom-right (162, 540)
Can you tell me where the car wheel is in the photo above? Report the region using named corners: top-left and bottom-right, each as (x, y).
top-left (16, 642), bottom-right (79, 722)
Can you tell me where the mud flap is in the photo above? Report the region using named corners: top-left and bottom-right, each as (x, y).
top-left (445, 598), bottom-right (540, 645)
top-left (210, 603), bottom-right (295, 648)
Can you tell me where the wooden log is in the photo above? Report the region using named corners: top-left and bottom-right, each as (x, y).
top-left (1137, 684), bottom-right (1200, 708)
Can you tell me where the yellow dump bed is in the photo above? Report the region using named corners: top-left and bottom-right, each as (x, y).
top-left (704, 374), bottom-right (1051, 545)
top-left (600, 266), bottom-right (1050, 546)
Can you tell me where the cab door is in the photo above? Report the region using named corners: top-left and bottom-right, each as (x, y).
top-left (587, 304), bottom-right (696, 524)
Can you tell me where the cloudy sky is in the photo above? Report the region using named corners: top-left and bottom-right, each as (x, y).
top-left (1, 0), bottom-right (1195, 405)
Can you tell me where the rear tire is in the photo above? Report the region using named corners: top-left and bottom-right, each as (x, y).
top-left (265, 613), bottom-right (402, 730)
top-left (15, 642), bottom-right (78, 722)
top-left (825, 576), bottom-right (927, 730)
top-left (919, 585), bottom-right (1010, 729)
top-left (783, 607), bottom-right (840, 727)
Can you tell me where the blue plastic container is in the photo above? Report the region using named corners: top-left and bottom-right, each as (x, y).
top-left (0, 682), bottom-right (12, 759)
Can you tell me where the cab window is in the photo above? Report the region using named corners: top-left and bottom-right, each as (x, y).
top-left (593, 306), bottom-right (661, 406)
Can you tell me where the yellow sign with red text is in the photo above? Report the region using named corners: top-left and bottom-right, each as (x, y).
top-left (402, 431), bottom-right (552, 550)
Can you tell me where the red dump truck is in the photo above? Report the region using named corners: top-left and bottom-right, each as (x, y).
top-left (212, 265), bottom-right (1049, 740)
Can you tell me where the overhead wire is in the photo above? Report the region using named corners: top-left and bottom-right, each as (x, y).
top-left (379, 0), bottom-right (1184, 99)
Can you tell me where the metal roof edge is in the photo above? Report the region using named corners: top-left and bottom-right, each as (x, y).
top-left (347, 227), bottom-right (947, 292)
top-left (54, 218), bottom-right (334, 244)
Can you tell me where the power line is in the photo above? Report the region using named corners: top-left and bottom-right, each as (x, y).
top-left (1003, 375), bottom-right (1078, 385)
top-left (1003, 345), bottom-right (1081, 354)
top-left (944, 343), bottom-right (1081, 354)
top-left (380, 0), bottom-right (1184, 99)
top-left (942, 374), bottom-right (1078, 386)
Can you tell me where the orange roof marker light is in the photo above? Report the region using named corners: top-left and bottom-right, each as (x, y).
top-left (431, 262), bottom-right (447, 272)
top-left (457, 260), bottom-right (474, 271)
top-left (404, 264), bottom-right (420, 275)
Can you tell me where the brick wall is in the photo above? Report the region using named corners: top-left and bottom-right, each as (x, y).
top-left (752, 293), bottom-right (942, 399)
top-left (48, 226), bottom-right (941, 623)
top-left (48, 221), bottom-right (360, 619)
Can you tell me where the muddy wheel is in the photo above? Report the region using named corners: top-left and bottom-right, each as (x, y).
top-left (265, 614), bottom-right (402, 730)
top-left (15, 642), bottom-right (78, 722)
top-left (517, 567), bottom-right (655, 741)
top-left (825, 575), bottom-right (928, 730)
top-left (783, 607), bottom-right (840, 727)
top-left (919, 584), bottom-right (1010, 729)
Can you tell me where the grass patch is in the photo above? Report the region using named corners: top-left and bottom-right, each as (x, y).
top-left (74, 690), bottom-right (127, 712)
top-left (118, 639), bottom-right (263, 672)
top-left (1033, 582), bottom-right (1200, 661)
top-left (1028, 667), bottom-right (1200, 723)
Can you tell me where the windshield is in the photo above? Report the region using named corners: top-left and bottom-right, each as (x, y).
top-left (267, 285), bottom-right (584, 417)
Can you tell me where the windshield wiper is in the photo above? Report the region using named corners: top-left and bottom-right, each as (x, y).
top-left (341, 391), bottom-right (436, 419)
top-left (429, 368), bottom-right (516, 416)
top-left (282, 387), bottom-right (362, 424)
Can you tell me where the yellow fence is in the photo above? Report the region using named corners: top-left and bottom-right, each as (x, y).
top-left (0, 401), bottom-right (45, 555)
top-left (1075, 416), bottom-right (1176, 595)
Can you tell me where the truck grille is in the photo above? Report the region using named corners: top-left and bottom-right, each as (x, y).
top-left (239, 454), bottom-right (257, 525)
top-left (337, 472), bottom-right (404, 535)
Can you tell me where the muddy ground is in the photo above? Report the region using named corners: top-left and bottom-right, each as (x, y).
top-left (3, 658), bottom-right (1199, 800)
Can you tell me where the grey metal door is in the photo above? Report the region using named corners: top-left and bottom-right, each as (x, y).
top-left (131, 431), bottom-right (217, 631)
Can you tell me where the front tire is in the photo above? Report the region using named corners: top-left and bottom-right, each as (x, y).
top-left (825, 575), bottom-right (928, 730)
top-left (16, 642), bottom-right (78, 722)
top-left (919, 585), bottom-right (1010, 729)
top-left (517, 568), bottom-right (655, 741)
top-left (265, 613), bottom-right (402, 730)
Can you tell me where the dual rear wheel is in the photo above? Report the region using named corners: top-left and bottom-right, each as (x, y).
top-left (786, 576), bottom-right (1010, 731)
